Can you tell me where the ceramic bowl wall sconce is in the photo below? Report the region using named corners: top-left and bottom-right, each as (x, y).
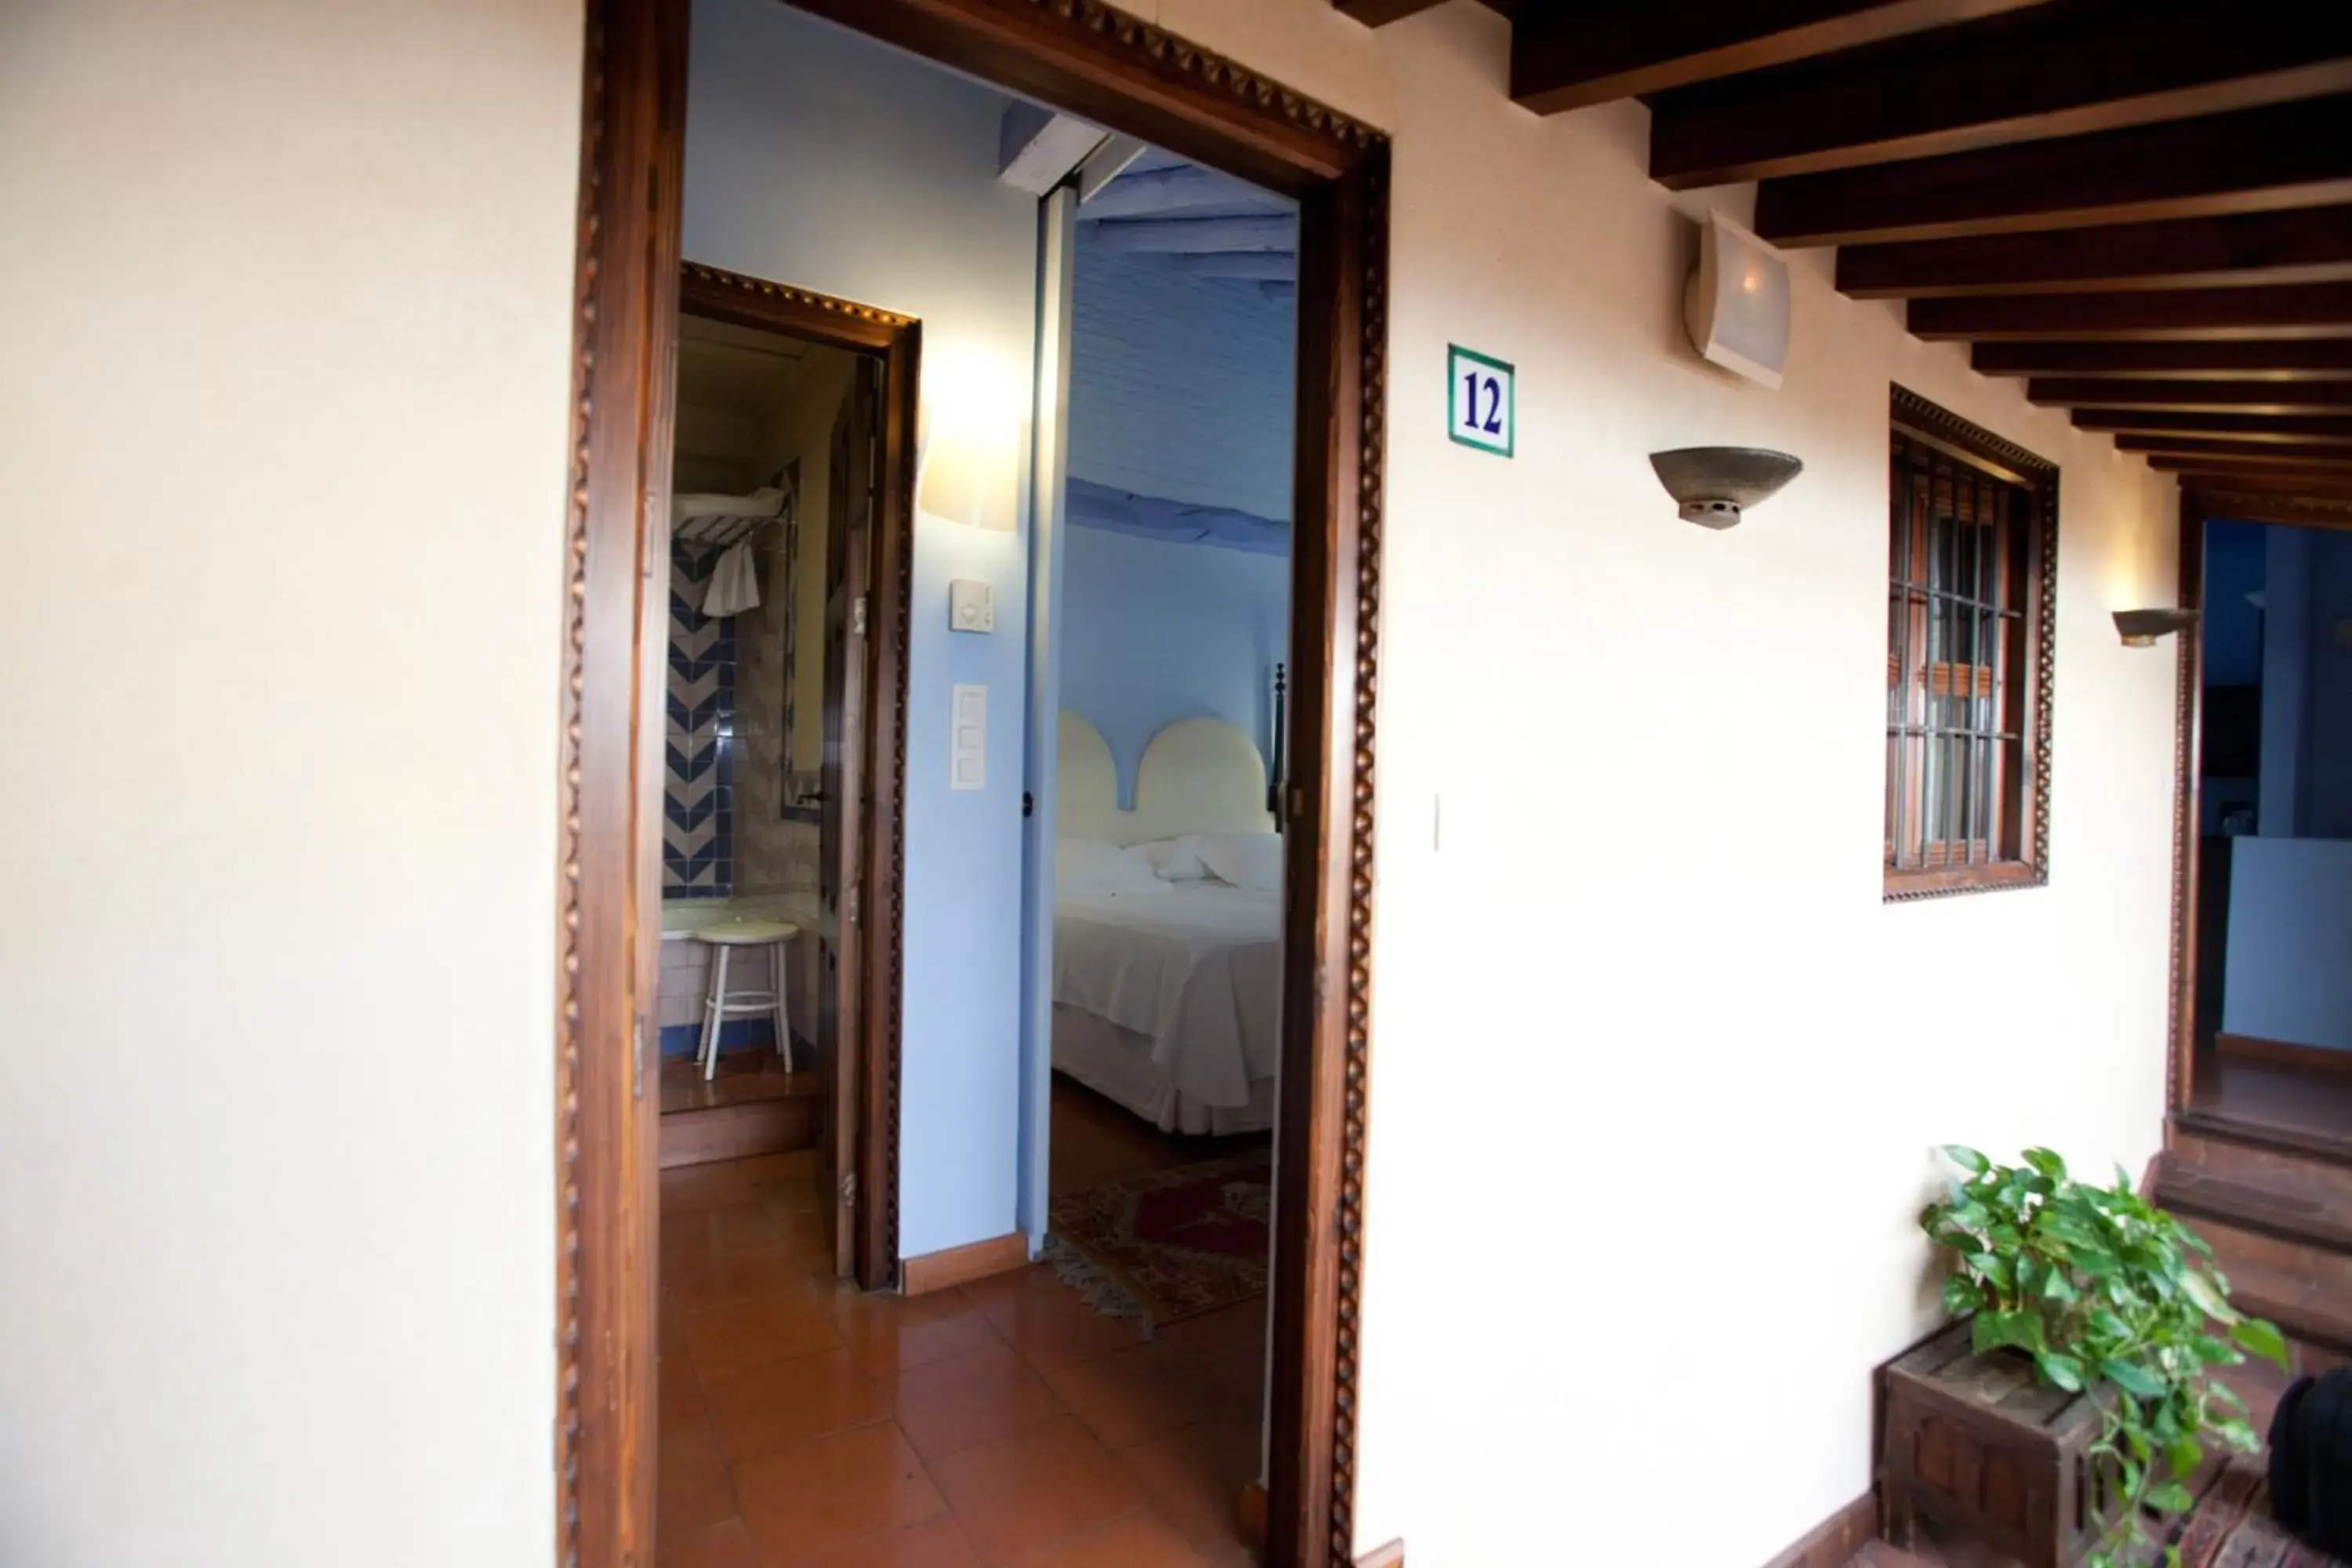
top-left (2113, 608), bottom-right (2198, 648)
top-left (1648, 447), bottom-right (1804, 529)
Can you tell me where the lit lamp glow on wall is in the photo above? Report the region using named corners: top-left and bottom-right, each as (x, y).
top-left (916, 340), bottom-right (1025, 532)
top-left (2112, 608), bottom-right (2198, 648)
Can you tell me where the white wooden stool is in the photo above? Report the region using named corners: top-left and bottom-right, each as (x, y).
top-left (694, 920), bottom-right (800, 1080)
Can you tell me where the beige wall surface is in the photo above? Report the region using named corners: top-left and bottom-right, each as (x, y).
top-left (733, 354), bottom-right (851, 896)
top-left (0, 2), bottom-right (582, 1565)
top-left (1142, 3), bottom-right (2181, 1562)
top-left (0, 1), bottom-right (2182, 1564)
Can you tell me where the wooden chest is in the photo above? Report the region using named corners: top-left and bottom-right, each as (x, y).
top-left (1878, 1319), bottom-right (2111, 1567)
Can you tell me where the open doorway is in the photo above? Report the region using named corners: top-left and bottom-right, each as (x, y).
top-left (2178, 513), bottom-right (2352, 1139)
top-left (561, 2), bottom-right (1392, 1565)
top-left (654, 265), bottom-right (916, 1297)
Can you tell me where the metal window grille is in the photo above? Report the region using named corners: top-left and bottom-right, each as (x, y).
top-left (1886, 432), bottom-right (2031, 874)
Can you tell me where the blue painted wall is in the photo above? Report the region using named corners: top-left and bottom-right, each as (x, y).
top-left (684, 0), bottom-right (1037, 1259)
top-left (1060, 527), bottom-right (1289, 800)
top-left (1068, 243), bottom-right (1296, 524)
top-left (1059, 233), bottom-right (1295, 794)
top-left (2224, 837), bottom-right (2352, 1051)
top-left (1063, 526), bottom-right (1289, 799)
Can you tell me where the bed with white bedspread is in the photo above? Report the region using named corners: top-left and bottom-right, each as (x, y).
top-left (1052, 712), bottom-right (1283, 1135)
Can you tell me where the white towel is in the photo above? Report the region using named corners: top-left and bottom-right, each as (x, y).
top-left (672, 485), bottom-right (783, 529)
top-left (701, 541), bottom-right (761, 617)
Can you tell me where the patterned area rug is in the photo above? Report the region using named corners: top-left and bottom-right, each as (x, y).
top-left (1048, 1154), bottom-right (1270, 1327)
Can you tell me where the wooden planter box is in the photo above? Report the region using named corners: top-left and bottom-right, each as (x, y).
top-left (1879, 1319), bottom-right (2113, 1567)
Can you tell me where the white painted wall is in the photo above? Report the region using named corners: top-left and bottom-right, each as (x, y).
top-left (681, 0), bottom-right (1041, 1260)
top-left (0, 2), bottom-right (580, 1564)
top-left (0, 1), bottom-right (2187, 1563)
top-left (1136, 4), bottom-right (2182, 1560)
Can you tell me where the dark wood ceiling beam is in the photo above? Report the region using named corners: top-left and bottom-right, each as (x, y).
top-left (1754, 94), bottom-right (2352, 246)
top-left (1653, 6), bottom-right (2352, 190)
top-left (1508, 0), bottom-right (2052, 116)
top-left (2149, 456), bottom-right (2352, 481)
top-left (1973, 340), bottom-right (2352, 379)
top-left (2175, 468), bottom-right (2352, 503)
top-left (1329, 0), bottom-right (1447, 23)
top-left (2028, 379), bottom-right (2352, 414)
top-left (2118, 433), bottom-right (2352, 464)
top-left (2183, 487), bottom-right (2352, 530)
top-left (2074, 409), bottom-right (2352, 443)
top-left (1910, 281), bottom-right (2352, 341)
top-left (1839, 206), bottom-right (2352, 299)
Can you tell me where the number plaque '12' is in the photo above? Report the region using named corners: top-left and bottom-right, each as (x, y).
top-left (1447, 345), bottom-right (1514, 458)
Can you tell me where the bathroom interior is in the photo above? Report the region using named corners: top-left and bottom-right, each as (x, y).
top-left (657, 308), bottom-right (855, 1163)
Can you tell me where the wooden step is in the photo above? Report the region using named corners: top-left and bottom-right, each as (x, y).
top-left (2174, 1108), bottom-right (2352, 1172)
top-left (2167, 1112), bottom-right (2352, 1218)
top-left (2154, 1207), bottom-right (2352, 1359)
top-left (2154, 1166), bottom-right (2352, 1252)
top-left (2154, 1129), bottom-right (2352, 1364)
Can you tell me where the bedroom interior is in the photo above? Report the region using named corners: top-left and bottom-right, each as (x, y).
top-left (650, 5), bottom-right (1319, 1564)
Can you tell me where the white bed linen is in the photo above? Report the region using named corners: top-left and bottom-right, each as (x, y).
top-left (1052, 883), bottom-right (1280, 1112)
top-left (1052, 1006), bottom-right (1276, 1136)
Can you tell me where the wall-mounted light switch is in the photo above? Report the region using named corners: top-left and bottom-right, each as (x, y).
top-left (949, 579), bottom-right (995, 633)
top-left (951, 684), bottom-right (986, 792)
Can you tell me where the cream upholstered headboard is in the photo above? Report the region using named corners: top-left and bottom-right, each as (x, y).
top-left (1058, 711), bottom-right (1275, 847)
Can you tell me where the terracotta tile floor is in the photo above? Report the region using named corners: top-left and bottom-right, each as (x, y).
top-left (658, 1086), bottom-right (1269, 1568)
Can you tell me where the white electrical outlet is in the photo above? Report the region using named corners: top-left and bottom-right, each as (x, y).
top-left (949, 579), bottom-right (995, 633)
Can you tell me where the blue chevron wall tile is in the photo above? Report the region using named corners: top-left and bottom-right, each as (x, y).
top-left (663, 541), bottom-right (741, 898)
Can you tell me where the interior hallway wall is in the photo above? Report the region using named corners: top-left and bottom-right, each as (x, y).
top-left (682, 0), bottom-right (1040, 1259)
top-left (1143, 3), bottom-right (2183, 1562)
top-left (1060, 527), bottom-right (1288, 797)
top-left (735, 354), bottom-right (854, 896)
top-left (0, 1), bottom-right (580, 1563)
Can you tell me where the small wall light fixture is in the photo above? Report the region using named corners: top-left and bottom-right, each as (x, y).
top-left (1648, 447), bottom-right (1804, 528)
top-left (2113, 608), bottom-right (2198, 648)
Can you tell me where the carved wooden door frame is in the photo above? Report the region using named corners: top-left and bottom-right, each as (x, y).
top-left (558, 4), bottom-right (1392, 1566)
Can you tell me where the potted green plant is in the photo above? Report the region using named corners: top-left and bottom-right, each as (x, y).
top-left (1921, 1145), bottom-right (2292, 1568)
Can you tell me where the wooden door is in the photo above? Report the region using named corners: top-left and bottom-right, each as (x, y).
top-left (815, 358), bottom-right (880, 1279)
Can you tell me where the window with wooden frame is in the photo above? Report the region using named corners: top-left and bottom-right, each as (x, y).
top-left (1885, 387), bottom-right (2056, 899)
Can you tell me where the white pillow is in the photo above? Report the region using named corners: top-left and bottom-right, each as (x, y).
top-left (1135, 837), bottom-right (1210, 882)
top-left (1055, 838), bottom-right (1165, 896)
top-left (1189, 831), bottom-right (1284, 894)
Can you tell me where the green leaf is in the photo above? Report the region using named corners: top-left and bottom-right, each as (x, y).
top-left (1978, 1311), bottom-right (2045, 1356)
top-left (1943, 1274), bottom-right (1983, 1318)
top-left (2165, 1436), bottom-right (2202, 1479)
top-left (2034, 1350), bottom-right (2085, 1392)
top-left (2212, 1417), bottom-right (2259, 1454)
top-left (2145, 1481), bottom-right (2195, 1514)
top-left (2024, 1146), bottom-right (2070, 1183)
top-left (2229, 1317), bottom-right (2290, 1370)
top-left (2102, 1358), bottom-right (2167, 1399)
top-left (1943, 1145), bottom-right (1990, 1174)
top-left (2180, 1269), bottom-right (2236, 1323)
